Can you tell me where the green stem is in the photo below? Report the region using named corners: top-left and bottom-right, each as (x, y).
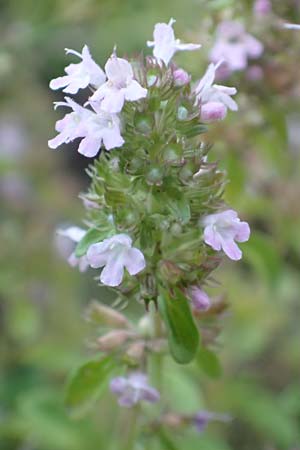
top-left (150, 307), bottom-right (164, 392)
top-left (123, 406), bottom-right (140, 450)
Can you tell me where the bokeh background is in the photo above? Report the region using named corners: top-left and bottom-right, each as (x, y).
top-left (1, 1), bottom-right (300, 449)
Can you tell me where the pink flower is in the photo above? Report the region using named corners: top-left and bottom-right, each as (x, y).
top-left (188, 286), bottom-right (211, 311)
top-left (87, 233), bottom-right (146, 287)
top-left (49, 45), bottom-right (106, 94)
top-left (110, 373), bottom-right (160, 408)
top-left (195, 63), bottom-right (238, 122)
top-left (90, 54), bottom-right (147, 114)
top-left (147, 18), bottom-right (201, 66)
top-left (253, 0), bottom-right (272, 16)
top-left (57, 226), bottom-right (89, 272)
top-left (200, 102), bottom-right (227, 122)
top-left (202, 209), bottom-right (250, 261)
top-left (210, 21), bottom-right (263, 72)
top-left (173, 68), bottom-right (190, 86)
top-left (48, 97), bottom-right (124, 157)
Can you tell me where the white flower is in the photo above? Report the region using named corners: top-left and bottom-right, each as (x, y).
top-left (147, 18), bottom-right (201, 66)
top-left (87, 233), bottom-right (146, 287)
top-left (195, 62), bottom-right (238, 122)
top-left (89, 54), bottom-right (147, 113)
top-left (48, 97), bottom-right (124, 157)
top-left (202, 209), bottom-right (250, 261)
top-left (49, 45), bottom-right (106, 94)
top-left (57, 226), bottom-right (89, 272)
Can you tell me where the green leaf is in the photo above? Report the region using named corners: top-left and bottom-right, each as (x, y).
top-left (158, 288), bottom-right (199, 364)
top-left (65, 356), bottom-right (116, 418)
top-left (75, 228), bottom-right (111, 257)
top-left (196, 347), bottom-right (222, 379)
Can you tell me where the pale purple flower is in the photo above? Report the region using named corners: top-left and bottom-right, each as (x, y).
top-left (48, 97), bottom-right (124, 156)
top-left (173, 68), bottom-right (190, 86)
top-left (200, 102), bottom-right (227, 122)
top-left (253, 0), bottom-right (272, 16)
top-left (210, 21), bottom-right (263, 72)
top-left (147, 18), bottom-right (201, 66)
top-left (49, 45), bottom-right (106, 94)
top-left (89, 54), bottom-right (147, 113)
top-left (193, 411), bottom-right (231, 433)
top-left (202, 209), bottom-right (250, 261)
top-left (195, 62), bottom-right (238, 122)
top-left (188, 286), bottom-right (211, 311)
top-left (110, 373), bottom-right (160, 408)
top-left (57, 226), bottom-right (89, 272)
top-left (87, 233), bottom-right (146, 287)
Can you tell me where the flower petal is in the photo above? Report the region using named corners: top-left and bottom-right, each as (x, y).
top-left (124, 247), bottom-right (146, 275)
top-left (124, 80), bottom-right (147, 102)
top-left (100, 252), bottom-right (125, 287)
top-left (105, 56), bottom-right (133, 85)
top-left (78, 136), bottom-right (101, 157)
top-left (221, 238), bottom-right (242, 260)
top-left (86, 242), bottom-right (111, 268)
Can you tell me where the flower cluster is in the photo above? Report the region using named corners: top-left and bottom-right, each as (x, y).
top-left (50, 19), bottom-right (250, 421)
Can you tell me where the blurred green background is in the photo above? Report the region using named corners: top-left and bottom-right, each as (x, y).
top-left (1, 0), bottom-right (300, 449)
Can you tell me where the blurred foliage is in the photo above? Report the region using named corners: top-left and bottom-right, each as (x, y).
top-left (1, 0), bottom-right (300, 449)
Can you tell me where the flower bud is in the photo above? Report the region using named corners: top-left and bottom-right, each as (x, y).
top-left (161, 413), bottom-right (185, 429)
top-left (146, 165), bottom-right (164, 186)
top-left (162, 144), bottom-right (184, 166)
top-left (188, 286), bottom-right (211, 311)
top-left (138, 314), bottom-right (154, 338)
top-left (253, 0), bottom-right (271, 16)
top-left (173, 68), bottom-right (190, 86)
top-left (159, 260), bottom-right (183, 284)
top-left (134, 114), bottom-right (153, 134)
top-left (125, 341), bottom-right (145, 363)
top-left (96, 330), bottom-right (134, 352)
top-left (85, 301), bottom-right (130, 328)
top-left (200, 102), bottom-right (227, 123)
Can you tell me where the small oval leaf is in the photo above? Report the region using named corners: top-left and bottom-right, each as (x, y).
top-left (158, 288), bottom-right (199, 364)
top-left (65, 356), bottom-right (116, 418)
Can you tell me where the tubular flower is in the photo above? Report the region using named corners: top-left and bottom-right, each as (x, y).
top-left (195, 62), bottom-right (238, 122)
top-left (110, 373), bottom-right (160, 408)
top-left (57, 226), bottom-right (89, 272)
top-left (49, 45), bottom-right (106, 94)
top-left (210, 21), bottom-right (263, 72)
top-left (202, 209), bottom-right (250, 261)
top-left (147, 18), bottom-right (201, 66)
top-left (48, 97), bottom-right (124, 156)
top-left (90, 54), bottom-right (147, 113)
top-left (87, 234), bottom-right (146, 287)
